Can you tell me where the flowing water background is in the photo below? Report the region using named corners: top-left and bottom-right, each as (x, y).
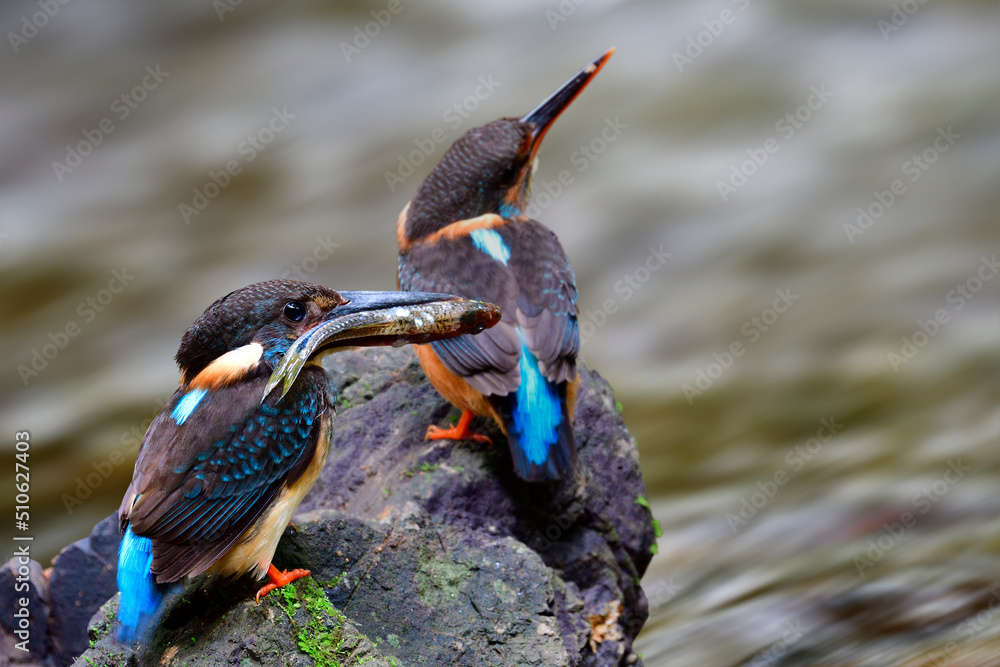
top-left (1, 0), bottom-right (998, 664)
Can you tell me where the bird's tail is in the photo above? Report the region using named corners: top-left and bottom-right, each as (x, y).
top-left (495, 347), bottom-right (576, 481)
top-left (117, 525), bottom-right (165, 644)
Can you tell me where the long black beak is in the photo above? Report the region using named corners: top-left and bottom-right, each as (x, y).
top-left (264, 291), bottom-right (501, 402)
top-left (520, 48), bottom-right (614, 154)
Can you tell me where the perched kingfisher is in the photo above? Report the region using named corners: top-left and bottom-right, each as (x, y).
top-left (116, 279), bottom-right (499, 642)
top-left (396, 50), bottom-right (613, 481)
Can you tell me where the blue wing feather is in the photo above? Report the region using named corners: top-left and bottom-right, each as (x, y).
top-left (116, 526), bottom-right (165, 643)
top-left (511, 345), bottom-right (562, 465)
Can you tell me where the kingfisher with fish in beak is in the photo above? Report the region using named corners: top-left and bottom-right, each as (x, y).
top-left (115, 279), bottom-right (499, 642)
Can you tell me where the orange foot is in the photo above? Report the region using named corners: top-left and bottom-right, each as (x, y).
top-left (425, 410), bottom-right (492, 444)
top-left (255, 562), bottom-right (311, 603)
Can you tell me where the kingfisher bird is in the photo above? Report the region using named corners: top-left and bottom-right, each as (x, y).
top-left (116, 279), bottom-right (499, 642)
top-left (396, 49), bottom-right (613, 481)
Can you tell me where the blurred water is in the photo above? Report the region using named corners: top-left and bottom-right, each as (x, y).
top-left (1, 0), bottom-right (998, 664)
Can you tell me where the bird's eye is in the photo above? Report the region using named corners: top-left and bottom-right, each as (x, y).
top-left (283, 301), bottom-right (307, 322)
top-left (501, 164), bottom-right (519, 185)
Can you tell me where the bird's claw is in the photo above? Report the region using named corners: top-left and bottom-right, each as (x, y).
top-left (255, 565), bottom-right (311, 604)
top-left (424, 423), bottom-right (492, 444)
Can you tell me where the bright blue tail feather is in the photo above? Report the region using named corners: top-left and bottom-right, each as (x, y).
top-left (117, 525), bottom-right (164, 643)
top-left (512, 345), bottom-right (562, 466)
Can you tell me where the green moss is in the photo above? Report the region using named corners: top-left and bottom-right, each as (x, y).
top-left (82, 652), bottom-right (123, 667)
top-left (321, 571), bottom-right (348, 588)
top-left (635, 494), bottom-right (663, 550)
top-left (276, 577), bottom-right (357, 667)
top-left (405, 462), bottom-right (439, 477)
top-left (89, 602), bottom-right (115, 643)
top-left (280, 584), bottom-right (302, 618)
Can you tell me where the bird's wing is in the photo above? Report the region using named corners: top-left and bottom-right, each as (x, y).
top-left (120, 367), bottom-right (330, 582)
top-left (503, 220), bottom-right (579, 384)
top-left (399, 236), bottom-right (522, 396)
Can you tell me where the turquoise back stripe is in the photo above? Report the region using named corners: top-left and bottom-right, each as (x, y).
top-left (469, 228), bottom-right (511, 265)
top-left (171, 388), bottom-right (208, 425)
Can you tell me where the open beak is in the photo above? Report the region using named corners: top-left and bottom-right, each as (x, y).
top-left (264, 291), bottom-right (501, 402)
top-left (520, 47), bottom-right (614, 158)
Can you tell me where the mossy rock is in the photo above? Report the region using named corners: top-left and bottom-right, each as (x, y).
top-left (58, 347), bottom-right (652, 666)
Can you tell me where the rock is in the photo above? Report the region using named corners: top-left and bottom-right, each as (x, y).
top-left (295, 347), bottom-right (655, 665)
top-left (21, 347), bottom-right (653, 666)
top-left (0, 515), bottom-right (121, 667)
top-left (47, 516), bottom-right (120, 665)
top-left (78, 508), bottom-right (570, 666)
top-left (77, 573), bottom-right (394, 667)
top-left (0, 558), bottom-right (53, 665)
